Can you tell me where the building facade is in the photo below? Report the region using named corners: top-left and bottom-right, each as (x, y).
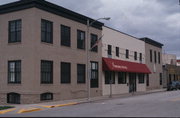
top-left (102, 27), bottom-right (151, 96)
top-left (0, 0), bottom-right (104, 104)
top-left (140, 38), bottom-right (164, 90)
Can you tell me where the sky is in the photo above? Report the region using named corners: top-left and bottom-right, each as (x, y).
top-left (1, 0), bottom-right (180, 59)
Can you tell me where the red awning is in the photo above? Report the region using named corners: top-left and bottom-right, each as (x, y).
top-left (103, 57), bottom-right (151, 74)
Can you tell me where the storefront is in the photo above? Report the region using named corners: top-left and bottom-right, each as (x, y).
top-left (102, 58), bottom-right (151, 95)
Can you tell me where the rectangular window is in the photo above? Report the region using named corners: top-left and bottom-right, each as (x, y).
top-left (134, 52), bottom-right (137, 60)
top-left (154, 51), bottom-right (157, 63)
top-left (147, 74), bottom-right (149, 86)
top-left (91, 62), bottom-right (99, 88)
top-left (138, 74), bottom-right (145, 84)
top-left (8, 61), bottom-right (21, 84)
top-left (169, 74), bottom-right (172, 83)
top-left (118, 72), bottom-right (127, 84)
top-left (77, 64), bottom-right (86, 84)
top-left (108, 45), bottom-right (112, 56)
top-left (140, 53), bottom-right (142, 62)
top-left (41, 19), bottom-right (53, 44)
top-left (158, 52), bottom-right (161, 64)
top-left (126, 49), bottom-right (129, 59)
top-left (61, 62), bottom-right (71, 84)
top-left (61, 25), bottom-right (71, 47)
top-left (105, 71), bottom-right (115, 84)
top-left (116, 47), bottom-right (119, 57)
top-left (77, 30), bottom-right (85, 49)
top-left (9, 19), bottom-right (22, 43)
top-left (160, 73), bottom-right (162, 85)
top-left (150, 50), bottom-right (153, 62)
top-left (91, 34), bottom-right (98, 52)
top-left (41, 61), bottom-right (53, 84)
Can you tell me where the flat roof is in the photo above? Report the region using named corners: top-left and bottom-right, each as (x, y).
top-left (0, 0), bottom-right (104, 30)
top-left (140, 37), bottom-right (164, 48)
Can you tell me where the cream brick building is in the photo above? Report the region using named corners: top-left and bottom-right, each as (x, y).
top-left (0, 0), bottom-right (103, 104)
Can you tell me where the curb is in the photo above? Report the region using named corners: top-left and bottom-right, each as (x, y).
top-left (17, 108), bottom-right (43, 114)
top-left (40, 102), bottom-right (78, 108)
top-left (0, 108), bottom-right (16, 114)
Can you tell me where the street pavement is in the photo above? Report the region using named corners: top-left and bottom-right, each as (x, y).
top-left (1, 90), bottom-right (180, 117)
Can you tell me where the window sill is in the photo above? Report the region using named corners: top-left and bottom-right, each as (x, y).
top-left (41, 42), bottom-right (53, 46)
top-left (8, 42), bottom-right (21, 45)
top-left (8, 83), bottom-right (21, 85)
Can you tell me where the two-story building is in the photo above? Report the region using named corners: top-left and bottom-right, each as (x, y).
top-left (0, 0), bottom-right (104, 104)
top-left (102, 26), bottom-right (151, 96)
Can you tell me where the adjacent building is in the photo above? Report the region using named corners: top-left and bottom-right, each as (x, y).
top-left (0, 0), bottom-right (104, 104)
top-left (102, 26), bottom-right (151, 96)
top-left (140, 38), bottom-right (164, 90)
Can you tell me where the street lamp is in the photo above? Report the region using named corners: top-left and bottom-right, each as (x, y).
top-left (86, 17), bottom-right (111, 101)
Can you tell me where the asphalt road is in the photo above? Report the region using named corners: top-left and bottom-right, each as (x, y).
top-left (2, 90), bottom-right (180, 117)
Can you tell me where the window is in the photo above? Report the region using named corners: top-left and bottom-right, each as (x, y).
top-left (91, 62), bottom-right (99, 88)
top-left (7, 93), bottom-right (20, 104)
top-left (77, 64), bottom-right (86, 84)
top-left (134, 52), bottom-right (137, 60)
top-left (154, 51), bottom-right (157, 63)
top-left (91, 34), bottom-right (98, 52)
top-left (118, 72), bottom-right (127, 84)
top-left (158, 52), bottom-right (161, 64)
top-left (138, 74), bottom-right (145, 84)
top-left (126, 49), bottom-right (129, 59)
top-left (9, 19), bottom-right (21, 43)
top-left (160, 73), bottom-right (162, 85)
top-left (61, 62), bottom-right (71, 84)
top-left (40, 93), bottom-right (53, 101)
top-left (116, 47), bottom-right (119, 57)
top-left (41, 61), bottom-right (53, 84)
top-left (150, 50), bottom-right (153, 62)
top-left (169, 74), bottom-right (172, 83)
top-left (140, 53), bottom-right (142, 62)
top-left (174, 74), bottom-right (176, 81)
top-left (147, 74), bottom-right (149, 86)
top-left (41, 19), bottom-right (53, 43)
top-left (77, 30), bottom-right (85, 49)
top-left (61, 25), bottom-right (71, 47)
top-left (8, 61), bottom-right (21, 84)
top-left (105, 71), bottom-right (115, 84)
top-left (108, 45), bottom-right (112, 56)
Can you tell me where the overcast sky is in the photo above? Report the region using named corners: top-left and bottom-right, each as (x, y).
top-left (1, 0), bottom-right (180, 58)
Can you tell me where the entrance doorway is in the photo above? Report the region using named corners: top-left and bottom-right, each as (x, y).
top-left (129, 73), bottom-right (137, 93)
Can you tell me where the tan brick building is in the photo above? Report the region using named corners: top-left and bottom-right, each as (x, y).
top-left (140, 38), bottom-right (164, 90)
top-left (0, 0), bottom-right (103, 104)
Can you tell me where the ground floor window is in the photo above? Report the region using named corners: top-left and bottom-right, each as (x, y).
top-left (105, 71), bottom-right (115, 84)
top-left (138, 74), bottom-right (145, 84)
top-left (7, 93), bottom-right (20, 104)
top-left (118, 72), bottom-right (127, 84)
top-left (91, 62), bottom-right (99, 88)
top-left (160, 73), bottom-right (162, 85)
top-left (147, 74), bottom-right (149, 86)
top-left (40, 93), bottom-right (53, 101)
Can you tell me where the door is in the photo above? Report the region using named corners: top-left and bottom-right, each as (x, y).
top-left (129, 73), bottom-right (137, 93)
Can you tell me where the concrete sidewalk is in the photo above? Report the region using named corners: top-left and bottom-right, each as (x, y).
top-left (0, 88), bottom-right (167, 114)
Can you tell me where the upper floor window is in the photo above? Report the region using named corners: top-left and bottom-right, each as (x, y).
top-left (158, 52), bottom-right (161, 64)
top-left (9, 19), bottom-right (22, 43)
top-left (61, 25), bottom-right (71, 47)
top-left (140, 53), bottom-right (142, 62)
top-left (61, 62), bottom-right (71, 84)
top-left (150, 50), bottom-right (153, 62)
top-left (41, 19), bottom-right (53, 44)
top-left (134, 52), bottom-right (137, 60)
top-left (154, 51), bottom-right (157, 63)
top-left (8, 61), bottom-right (21, 84)
top-left (41, 60), bottom-right (53, 84)
top-left (116, 47), bottom-right (119, 57)
top-left (77, 64), bottom-right (86, 84)
top-left (108, 45), bottom-right (112, 56)
top-left (126, 49), bottom-right (129, 59)
top-left (91, 34), bottom-right (98, 52)
top-left (77, 30), bottom-right (85, 50)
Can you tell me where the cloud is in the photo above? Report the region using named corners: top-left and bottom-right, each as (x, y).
top-left (0, 0), bottom-right (180, 58)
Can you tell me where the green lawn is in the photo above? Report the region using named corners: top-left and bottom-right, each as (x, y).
top-left (0, 106), bottom-right (14, 110)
